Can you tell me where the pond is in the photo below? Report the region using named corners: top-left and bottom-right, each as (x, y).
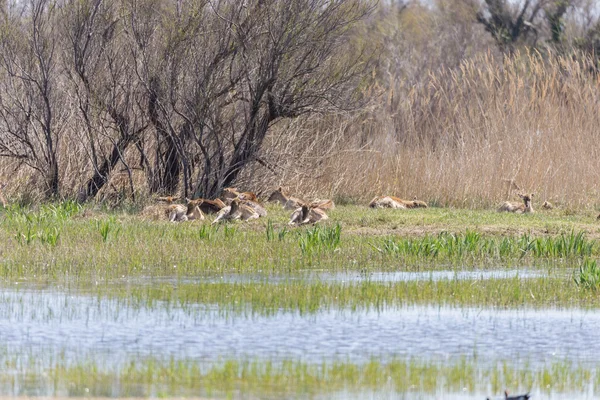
top-left (0, 273), bottom-right (597, 398)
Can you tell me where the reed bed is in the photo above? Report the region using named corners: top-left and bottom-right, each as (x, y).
top-left (265, 51), bottom-right (600, 210)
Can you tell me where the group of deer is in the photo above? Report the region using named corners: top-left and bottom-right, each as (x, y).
top-left (157, 188), bottom-right (267, 225)
top-left (156, 186), bottom-right (335, 226)
top-left (498, 194), bottom-right (554, 214)
top-left (369, 192), bottom-right (551, 214)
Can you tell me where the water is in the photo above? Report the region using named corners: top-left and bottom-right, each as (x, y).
top-left (0, 286), bottom-right (596, 367)
top-left (122, 268), bottom-right (546, 286)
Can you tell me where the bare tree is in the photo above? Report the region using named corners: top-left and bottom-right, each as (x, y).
top-left (476, 0), bottom-right (547, 51)
top-left (131, 0), bottom-right (374, 198)
top-left (0, 0), bottom-right (65, 197)
top-left (62, 0), bottom-right (149, 201)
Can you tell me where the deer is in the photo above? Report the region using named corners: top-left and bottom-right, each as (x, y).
top-left (369, 195), bottom-right (428, 209)
top-left (212, 198), bottom-right (259, 225)
top-left (497, 193), bottom-right (534, 213)
top-left (184, 198), bottom-right (206, 221)
top-left (268, 186), bottom-right (335, 211)
top-left (268, 186), bottom-right (307, 210)
top-left (541, 200), bottom-right (553, 210)
top-left (190, 198), bottom-right (226, 214)
top-left (221, 187), bottom-right (259, 202)
top-left (288, 205), bottom-right (329, 226)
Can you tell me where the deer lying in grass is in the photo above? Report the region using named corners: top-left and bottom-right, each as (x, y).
top-left (193, 198), bottom-right (226, 214)
top-left (241, 199), bottom-right (267, 217)
top-left (288, 205), bottom-right (329, 226)
top-left (369, 196), bottom-right (428, 209)
top-left (268, 187), bottom-right (335, 210)
top-left (184, 198), bottom-right (206, 221)
top-left (212, 198), bottom-right (259, 224)
top-left (221, 187), bottom-right (258, 202)
top-left (497, 193), bottom-right (534, 213)
top-left (138, 196), bottom-right (187, 222)
top-left (268, 187), bottom-right (307, 210)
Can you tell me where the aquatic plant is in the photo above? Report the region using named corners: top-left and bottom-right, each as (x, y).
top-left (574, 258), bottom-right (600, 290)
top-left (298, 224), bottom-right (342, 255)
top-left (375, 230), bottom-right (594, 262)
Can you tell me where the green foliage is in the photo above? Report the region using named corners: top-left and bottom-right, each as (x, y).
top-left (95, 216), bottom-right (121, 243)
top-left (197, 224), bottom-right (215, 240)
top-left (375, 230), bottom-right (594, 261)
top-left (266, 219), bottom-right (288, 242)
top-left (574, 258), bottom-right (600, 290)
top-left (15, 223), bottom-right (36, 246)
top-left (298, 224), bottom-right (342, 255)
top-left (8, 202), bottom-right (78, 247)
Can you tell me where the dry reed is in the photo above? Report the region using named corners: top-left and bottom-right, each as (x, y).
top-left (257, 50), bottom-right (600, 209)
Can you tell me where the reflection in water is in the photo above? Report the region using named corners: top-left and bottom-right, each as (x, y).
top-left (0, 287), bottom-right (596, 367)
top-left (0, 285), bottom-right (599, 398)
top-left (124, 268), bottom-right (546, 285)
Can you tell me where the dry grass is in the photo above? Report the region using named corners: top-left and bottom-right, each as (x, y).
top-left (257, 50), bottom-right (600, 210)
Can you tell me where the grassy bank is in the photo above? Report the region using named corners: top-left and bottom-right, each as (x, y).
top-left (1, 202), bottom-right (600, 282)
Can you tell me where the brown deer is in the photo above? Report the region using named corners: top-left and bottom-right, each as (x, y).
top-left (369, 195), bottom-right (428, 209)
top-left (497, 193), bottom-right (534, 213)
top-left (184, 198), bottom-right (206, 221)
top-left (268, 187), bottom-right (307, 210)
top-left (268, 187), bottom-right (335, 211)
top-left (212, 198), bottom-right (259, 225)
top-left (193, 198), bottom-right (226, 214)
top-left (221, 187), bottom-right (258, 202)
top-left (288, 205), bottom-right (329, 226)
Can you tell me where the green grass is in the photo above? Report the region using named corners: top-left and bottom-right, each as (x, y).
top-left (1, 356), bottom-right (597, 398)
top-left (90, 274), bottom-right (598, 315)
top-left (3, 202), bottom-right (600, 398)
top-left (375, 230), bottom-right (595, 262)
top-left (0, 203), bottom-right (599, 282)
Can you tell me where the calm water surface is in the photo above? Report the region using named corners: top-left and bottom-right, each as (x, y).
top-left (123, 268), bottom-right (547, 286)
top-left (0, 285), bottom-right (596, 367)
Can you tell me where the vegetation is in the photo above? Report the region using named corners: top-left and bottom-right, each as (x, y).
top-left (4, 1), bottom-right (600, 397)
top-left (574, 257), bottom-right (600, 290)
top-left (1, 356), bottom-right (597, 398)
top-left (0, 203), bottom-right (599, 281)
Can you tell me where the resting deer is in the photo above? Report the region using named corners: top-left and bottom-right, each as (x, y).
top-left (221, 187), bottom-right (258, 202)
top-left (166, 204), bottom-right (188, 222)
top-left (268, 187), bottom-right (335, 210)
top-left (268, 187), bottom-right (307, 210)
top-left (192, 198), bottom-right (226, 214)
top-left (212, 198), bottom-right (259, 225)
top-left (411, 197), bottom-right (428, 208)
top-left (369, 195), bottom-right (427, 209)
top-left (241, 199), bottom-right (267, 217)
top-left (310, 198), bottom-right (335, 210)
top-left (288, 205), bottom-right (329, 226)
top-left (184, 198), bottom-right (206, 221)
top-left (369, 196), bottom-right (406, 209)
top-left (498, 193), bottom-right (534, 213)
top-left (156, 195), bottom-right (188, 222)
